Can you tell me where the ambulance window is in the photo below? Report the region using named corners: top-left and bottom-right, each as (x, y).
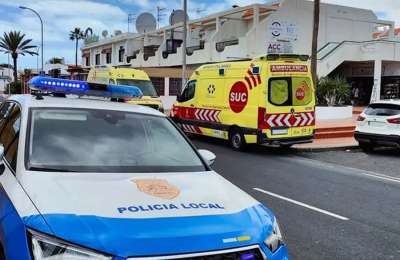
top-left (292, 78), bottom-right (313, 106)
top-left (179, 80), bottom-right (196, 102)
top-left (269, 79), bottom-right (290, 106)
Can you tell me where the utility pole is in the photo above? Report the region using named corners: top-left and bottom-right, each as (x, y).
top-left (156, 6), bottom-right (166, 29)
top-left (181, 0), bottom-right (187, 90)
top-left (7, 53), bottom-right (11, 96)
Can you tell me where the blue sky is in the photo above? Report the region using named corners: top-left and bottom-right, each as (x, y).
top-left (0, 0), bottom-right (398, 69)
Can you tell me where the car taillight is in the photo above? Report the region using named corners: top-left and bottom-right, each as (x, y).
top-left (387, 117), bottom-right (400, 124)
top-left (357, 115), bottom-right (365, 121)
top-left (258, 107), bottom-right (268, 129)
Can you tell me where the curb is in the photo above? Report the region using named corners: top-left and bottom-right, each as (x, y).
top-left (293, 145), bottom-right (360, 152)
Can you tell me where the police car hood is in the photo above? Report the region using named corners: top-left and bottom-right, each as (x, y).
top-left (21, 171), bottom-right (274, 257)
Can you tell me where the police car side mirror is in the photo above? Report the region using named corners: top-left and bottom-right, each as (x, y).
top-left (198, 149), bottom-right (216, 166)
top-left (0, 145), bottom-right (4, 175)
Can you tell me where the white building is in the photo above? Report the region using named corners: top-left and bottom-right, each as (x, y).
top-left (82, 0), bottom-right (400, 108)
top-left (0, 67), bottom-right (13, 93)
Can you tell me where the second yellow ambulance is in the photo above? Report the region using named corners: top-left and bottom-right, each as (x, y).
top-left (172, 54), bottom-right (316, 150)
top-left (87, 66), bottom-right (164, 112)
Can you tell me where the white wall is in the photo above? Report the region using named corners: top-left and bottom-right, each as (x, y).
top-left (0, 68), bottom-right (13, 93)
top-left (258, 0), bottom-right (378, 56)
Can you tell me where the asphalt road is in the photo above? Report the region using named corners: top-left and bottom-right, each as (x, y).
top-left (192, 137), bottom-right (400, 260)
top-left (299, 148), bottom-right (400, 179)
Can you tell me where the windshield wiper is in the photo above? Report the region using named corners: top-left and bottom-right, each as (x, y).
top-left (28, 166), bottom-right (76, 172)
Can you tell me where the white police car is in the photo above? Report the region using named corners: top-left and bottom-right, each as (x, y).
top-left (355, 100), bottom-right (400, 152)
top-left (0, 77), bottom-right (289, 260)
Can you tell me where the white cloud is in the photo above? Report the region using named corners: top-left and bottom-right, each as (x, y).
top-left (119, 0), bottom-right (150, 8)
top-left (0, 0), bottom-right (128, 65)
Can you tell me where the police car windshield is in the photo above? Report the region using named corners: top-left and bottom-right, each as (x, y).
top-left (116, 79), bottom-right (158, 97)
top-left (27, 108), bottom-right (206, 173)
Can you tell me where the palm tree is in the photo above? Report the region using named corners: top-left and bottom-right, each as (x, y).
top-left (311, 0), bottom-right (320, 87)
top-left (0, 31), bottom-right (37, 85)
top-left (69, 28), bottom-right (84, 67)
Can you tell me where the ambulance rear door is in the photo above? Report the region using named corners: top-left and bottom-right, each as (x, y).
top-left (265, 64), bottom-right (315, 139)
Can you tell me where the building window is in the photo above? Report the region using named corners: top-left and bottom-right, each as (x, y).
top-left (85, 57), bottom-right (90, 66)
top-left (95, 54), bottom-right (100, 65)
top-left (118, 46), bottom-right (125, 63)
top-left (169, 78), bottom-right (182, 96)
top-left (106, 52), bottom-right (112, 64)
top-left (150, 77), bottom-right (165, 96)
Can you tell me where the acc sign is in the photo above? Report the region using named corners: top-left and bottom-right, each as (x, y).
top-left (229, 81), bottom-right (248, 113)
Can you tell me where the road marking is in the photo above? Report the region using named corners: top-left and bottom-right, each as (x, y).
top-left (291, 156), bottom-right (400, 185)
top-left (253, 187), bottom-right (350, 221)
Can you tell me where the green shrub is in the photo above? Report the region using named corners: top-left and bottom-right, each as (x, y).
top-left (317, 76), bottom-right (351, 106)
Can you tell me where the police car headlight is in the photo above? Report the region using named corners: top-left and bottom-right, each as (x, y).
top-left (264, 218), bottom-right (284, 253)
top-left (29, 230), bottom-right (111, 259)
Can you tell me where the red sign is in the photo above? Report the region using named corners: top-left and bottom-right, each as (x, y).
top-left (229, 81), bottom-right (248, 113)
top-left (295, 87), bottom-right (305, 100)
top-left (270, 65), bottom-right (308, 73)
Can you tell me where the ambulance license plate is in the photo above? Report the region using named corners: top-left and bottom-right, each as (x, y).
top-left (271, 128), bottom-right (288, 135)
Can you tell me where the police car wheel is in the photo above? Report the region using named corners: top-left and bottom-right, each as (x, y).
top-left (0, 244), bottom-right (4, 260)
top-left (229, 128), bottom-right (246, 151)
top-left (359, 142), bottom-right (374, 153)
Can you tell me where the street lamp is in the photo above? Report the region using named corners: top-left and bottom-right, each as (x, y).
top-left (181, 0), bottom-right (187, 89)
top-left (19, 6), bottom-right (44, 73)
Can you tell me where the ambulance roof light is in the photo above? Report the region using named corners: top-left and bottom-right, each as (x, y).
top-left (265, 54), bottom-right (309, 61)
top-left (252, 66), bottom-right (260, 75)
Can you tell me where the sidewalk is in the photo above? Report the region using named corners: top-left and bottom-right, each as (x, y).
top-left (294, 115), bottom-right (359, 151)
top-left (294, 137), bottom-right (358, 151)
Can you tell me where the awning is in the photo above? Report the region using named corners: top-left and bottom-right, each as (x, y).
top-left (101, 48), bottom-right (112, 54)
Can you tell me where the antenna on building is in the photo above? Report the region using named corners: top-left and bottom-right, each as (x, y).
top-left (136, 12), bottom-right (157, 33)
top-left (128, 13), bottom-right (136, 33)
top-left (169, 9), bottom-right (188, 26)
top-left (102, 30), bottom-right (108, 38)
top-left (190, 7), bottom-right (206, 17)
top-left (156, 6), bottom-right (167, 29)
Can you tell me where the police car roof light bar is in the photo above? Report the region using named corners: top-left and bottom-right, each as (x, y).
top-left (28, 76), bottom-right (143, 99)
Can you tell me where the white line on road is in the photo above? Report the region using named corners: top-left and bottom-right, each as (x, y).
top-left (253, 187), bottom-right (350, 221)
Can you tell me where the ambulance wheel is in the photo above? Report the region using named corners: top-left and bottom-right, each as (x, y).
top-left (280, 144), bottom-right (293, 151)
top-left (229, 128), bottom-right (246, 151)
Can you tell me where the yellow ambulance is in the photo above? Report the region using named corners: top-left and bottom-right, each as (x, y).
top-left (172, 54), bottom-right (315, 150)
top-left (87, 66), bottom-right (164, 112)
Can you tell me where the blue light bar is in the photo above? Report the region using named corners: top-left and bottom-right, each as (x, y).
top-left (107, 84), bottom-right (143, 98)
top-left (28, 76), bottom-right (143, 99)
top-left (29, 76), bottom-right (89, 94)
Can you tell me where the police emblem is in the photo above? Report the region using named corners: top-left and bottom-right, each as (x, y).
top-left (133, 179), bottom-right (180, 200)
